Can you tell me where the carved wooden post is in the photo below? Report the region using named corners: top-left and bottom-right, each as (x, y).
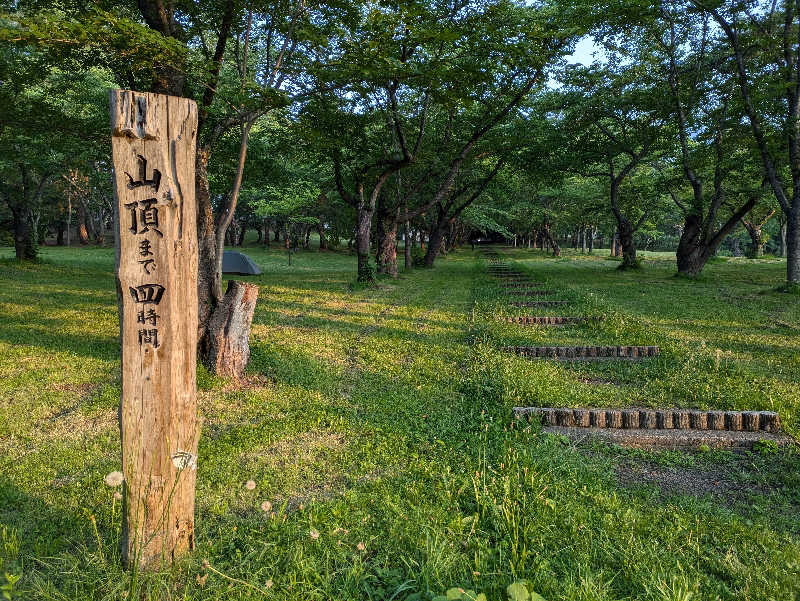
top-left (110, 90), bottom-right (199, 569)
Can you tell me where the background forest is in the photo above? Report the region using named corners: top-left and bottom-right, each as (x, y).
top-left (1, 0), bottom-right (798, 283)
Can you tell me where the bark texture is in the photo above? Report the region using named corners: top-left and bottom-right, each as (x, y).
top-left (205, 280), bottom-right (259, 378)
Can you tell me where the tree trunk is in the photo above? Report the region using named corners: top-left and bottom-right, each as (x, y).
top-left (77, 200), bottom-right (90, 245)
top-left (743, 222), bottom-right (765, 258)
top-left (356, 206), bottom-right (374, 281)
top-left (274, 225), bottom-right (280, 242)
top-left (11, 204), bottom-right (36, 260)
top-left (588, 227), bottom-right (595, 253)
top-left (205, 280), bottom-right (259, 378)
top-left (238, 221), bottom-right (247, 246)
top-left (196, 147), bottom-right (219, 352)
top-left (376, 214), bottom-right (398, 277)
top-left (676, 214), bottom-right (718, 277)
top-left (317, 223), bottom-right (328, 250)
top-left (618, 219), bottom-right (638, 269)
top-left (404, 220), bottom-right (412, 269)
top-left (263, 219), bottom-right (270, 247)
top-left (581, 226), bottom-right (587, 253)
top-left (779, 217), bottom-right (787, 257)
top-left (424, 224), bottom-right (447, 267)
top-left (787, 204), bottom-right (800, 284)
top-left (56, 220), bottom-right (65, 246)
top-left (541, 223), bottom-right (560, 257)
top-left (255, 223), bottom-right (263, 244)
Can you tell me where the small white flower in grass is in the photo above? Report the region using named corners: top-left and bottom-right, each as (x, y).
top-left (357, 541), bottom-right (366, 551)
top-left (261, 501), bottom-right (272, 512)
top-left (104, 471), bottom-right (124, 487)
top-left (113, 491), bottom-right (123, 501)
top-left (245, 480), bottom-right (256, 490)
top-left (309, 528), bottom-right (320, 540)
top-left (265, 579), bottom-right (273, 589)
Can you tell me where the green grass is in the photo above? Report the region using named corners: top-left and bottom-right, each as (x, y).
top-left (0, 244), bottom-right (798, 600)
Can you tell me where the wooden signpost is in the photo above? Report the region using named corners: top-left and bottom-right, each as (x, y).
top-left (110, 90), bottom-right (199, 568)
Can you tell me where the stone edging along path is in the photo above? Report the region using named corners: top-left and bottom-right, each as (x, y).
top-left (514, 406), bottom-right (781, 432)
top-left (503, 345), bottom-right (660, 360)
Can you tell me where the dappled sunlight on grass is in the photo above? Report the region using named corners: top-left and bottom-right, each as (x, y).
top-left (0, 245), bottom-right (798, 600)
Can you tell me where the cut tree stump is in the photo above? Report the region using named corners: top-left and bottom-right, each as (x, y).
top-left (205, 280), bottom-right (259, 378)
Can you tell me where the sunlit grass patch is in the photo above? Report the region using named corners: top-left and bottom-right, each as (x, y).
top-left (0, 244), bottom-right (798, 600)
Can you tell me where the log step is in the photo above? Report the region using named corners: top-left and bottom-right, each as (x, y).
top-left (512, 301), bottom-right (570, 307)
top-left (513, 406), bottom-right (782, 432)
top-left (506, 290), bottom-right (556, 296)
top-left (503, 345), bottom-right (659, 359)
top-left (504, 316), bottom-right (589, 325)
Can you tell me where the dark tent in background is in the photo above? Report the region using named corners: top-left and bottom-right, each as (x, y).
top-left (222, 251), bottom-right (262, 275)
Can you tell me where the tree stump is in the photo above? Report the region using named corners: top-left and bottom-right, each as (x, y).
top-left (205, 280), bottom-right (259, 378)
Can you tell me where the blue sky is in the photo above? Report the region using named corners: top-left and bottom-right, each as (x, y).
top-left (567, 36), bottom-right (601, 66)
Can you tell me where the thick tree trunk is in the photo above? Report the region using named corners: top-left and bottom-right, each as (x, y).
top-left (204, 280), bottom-right (259, 378)
top-left (356, 206), bottom-right (374, 282)
top-left (743, 223), bottom-right (765, 258)
top-left (196, 148), bottom-right (219, 349)
top-left (56, 221), bottom-right (65, 246)
top-left (376, 215), bottom-right (398, 277)
top-left (676, 214), bottom-right (718, 277)
top-left (317, 223), bottom-right (328, 250)
top-left (11, 205), bottom-right (36, 260)
top-left (424, 224), bottom-right (447, 267)
top-left (541, 223), bottom-right (560, 257)
top-left (618, 219), bottom-right (638, 269)
top-left (255, 224), bottom-right (263, 244)
top-left (787, 204), bottom-right (800, 284)
top-left (274, 226), bottom-right (280, 242)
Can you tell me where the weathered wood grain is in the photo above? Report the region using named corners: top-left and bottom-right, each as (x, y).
top-left (111, 89), bottom-right (199, 569)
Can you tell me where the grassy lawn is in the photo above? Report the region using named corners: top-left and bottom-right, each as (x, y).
top-left (0, 244), bottom-right (798, 600)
